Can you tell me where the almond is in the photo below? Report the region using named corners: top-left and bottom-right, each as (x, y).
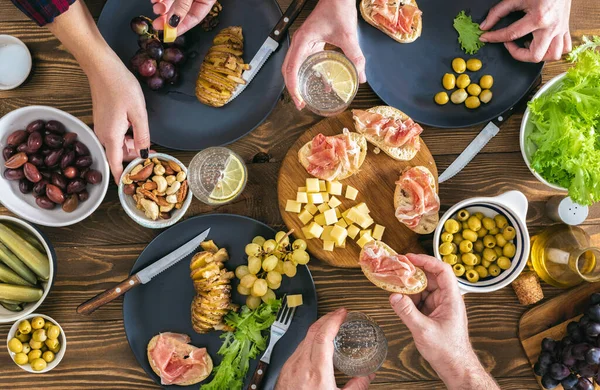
top-left (156, 196), bottom-right (170, 207)
top-left (168, 160), bottom-right (182, 173)
top-left (177, 180), bottom-right (188, 203)
top-left (143, 181), bottom-right (157, 191)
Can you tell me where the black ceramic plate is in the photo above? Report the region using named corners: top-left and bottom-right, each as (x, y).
top-left (97, 0), bottom-right (288, 150)
top-left (357, 0), bottom-right (543, 128)
top-left (122, 214), bottom-right (318, 390)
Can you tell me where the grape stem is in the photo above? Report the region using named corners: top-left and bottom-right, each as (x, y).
top-left (276, 229), bottom-right (295, 247)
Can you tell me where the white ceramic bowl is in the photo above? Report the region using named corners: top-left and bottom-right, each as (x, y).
top-left (0, 35), bottom-right (32, 91)
top-left (0, 106), bottom-right (109, 227)
top-left (0, 216), bottom-right (55, 323)
top-left (520, 73), bottom-right (568, 192)
top-left (433, 191), bottom-right (531, 294)
top-left (7, 313), bottom-right (66, 373)
top-left (118, 153), bottom-right (192, 229)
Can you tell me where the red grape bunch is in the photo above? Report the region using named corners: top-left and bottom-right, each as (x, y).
top-left (129, 16), bottom-right (186, 91)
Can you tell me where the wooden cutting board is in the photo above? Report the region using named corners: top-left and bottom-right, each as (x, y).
top-left (277, 111), bottom-right (438, 268)
top-left (519, 282), bottom-right (600, 390)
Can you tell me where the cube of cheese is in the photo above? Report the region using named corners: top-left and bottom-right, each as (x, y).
top-left (320, 192), bottom-right (330, 202)
top-left (330, 225), bottom-right (348, 247)
top-left (287, 294), bottom-right (303, 307)
top-left (298, 209), bottom-right (313, 225)
top-left (335, 238), bottom-right (346, 248)
top-left (328, 196), bottom-right (342, 209)
top-left (342, 209), bottom-right (353, 225)
top-left (327, 181), bottom-right (343, 196)
top-left (355, 202), bottom-right (370, 214)
top-left (296, 192), bottom-right (308, 203)
top-left (285, 200), bottom-right (301, 213)
top-left (305, 204), bottom-right (318, 215)
top-left (321, 226), bottom-right (334, 241)
top-left (360, 229), bottom-right (373, 238)
top-left (358, 217), bottom-right (374, 230)
top-left (298, 186), bottom-right (307, 192)
top-left (323, 208), bottom-right (338, 225)
top-left (319, 180), bottom-right (327, 192)
top-left (336, 219), bottom-right (348, 228)
top-left (373, 224), bottom-right (385, 240)
top-left (301, 226), bottom-right (315, 239)
top-left (306, 178), bottom-right (320, 193)
top-left (323, 240), bottom-right (335, 252)
top-left (307, 193), bottom-right (324, 204)
top-left (345, 208), bottom-right (362, 224)
top-left (345, 185), bottom-right (359, 200)
top-left (335, 208), bottom-right (342, 218)
top-left (356, 233), bottom-right (374, 248)
top-left (317, 203), bottom-right (331, 213)
top-left (306, 222), bottom-right (324, 239)
top-left (314, 213), bottom-right (326, 226)
top-left (347, 224), bottom-right (360, 240)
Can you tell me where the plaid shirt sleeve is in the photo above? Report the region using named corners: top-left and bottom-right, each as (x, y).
top-left (11, 0), bottom-right (76, 27)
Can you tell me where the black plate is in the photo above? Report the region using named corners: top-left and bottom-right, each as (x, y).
top-left (98, 0), bottom-right (288, 150)
top-left (123, 214), bottom-right (318, 390)
top-left (357, 0), bottom-right (543, 128)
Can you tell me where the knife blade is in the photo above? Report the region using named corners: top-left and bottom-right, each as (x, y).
top-left (76, 228), bottom-right (211, 315)
top-left (227, 0), bottom-right (308, 103)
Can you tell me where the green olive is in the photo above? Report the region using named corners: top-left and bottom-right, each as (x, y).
top-left (29, 340), bottom-right (43, 350)
top-left (441, 232), bottom-right (453, 243)
top-left (466, 270), bottom-right (480, 283)
top-left (435, 91), bottom-right (450, 105)
top-left (452, 57), bottom-right (467, 73)
top-left (444, 219), bottom-right (460, 234)
top-left (462, 229), bottom-right (478, 242)
top-left (45, 338), bottom-right (59, 351)
top-left (483, 248), bottom-right (498, 262)
top-left (450, 243), bottom-right (458, 254)
top-left (481, 259), bottom-right (491, 268)
top-left (41, 344), bottom-right (48, 352)
top-left (43, 322), bottom-right (54, 331)
top-left (503, 242), bottom-right (516, 258)
top-left (488, 227), bottom-right (500, 235)
top-left (474, 240), bottom-right (484, 253)
top-left (443, 254), bottom-right (458, 265)
top-left (28, 349), bottom-right (42, 363)
top-left (462, 222), bottom-right (470, 231)
top-left (459, 240), bottom-right (473, 253)
top-left (462, 253), bottom-right (478, 266)
top-left (480, 75), bottom-right (494, 89)
top-left (494, 246), bottom-right (503, 257)
top-left (466, 58), bottom-right (483, 71)
top-left (495, 234), bottom-right (507, 248)
top-left (442, 73), bottom-right (456, 90)
top-left (483, 235), bottom-right (496, 248)
top-left (453, 233), bottom-right (463, 245)
top-left (482, 217), bottom-right (496, 230)
top-left (31, 317), bottom-right (45, 330)
top-left (477, 228), bottom-right (488, 238)
top-left (456, 209), bottom-right (470, 222)
top-left (474, 212), bottom-right (485, 219)
top-left (32, 329), bottom-right (47, 343)
top-left (47, 326), bottom-right (60, 340)
top-left (50, 343), bottom-right (61, 354)
top-left (15, 331), bottom-right (30, 343)
top-left (31, 358), bottom-right (47, 372)
top-left (451, 89), bottom-right (468, 104)
top-left (474, 253), bottom-right (482, 265)
top-left (475, 265), bottom-right (489, 278)
top-left (42, 351), bottom-right (55, 363)
top-left (489, 264), bottom-right (501, 276)
top-left (456, 74), bottom-right (471, 89)
top-left (21, 343), bottom-right (31, 354)
top-left (439, 242), bottom-right (454, 256)
top-left (465, 96), bottom-right (481, 109)
top-left (8, 338), bottom-right (23, 353)
top-left (497, 256), bottom-right (512, 270)
top-left (18, 320), bottom-right (32, 334)
top-left (494, 214), bottom-right (508, 229)
top-left (467, 216), bottom-right (482, 231)
top-left (480, 89), bottom-right (493, 104)
top-left (464, 265), bottom-right (475, 271)
top-left (14, 352), bottom-right (28, 365)
top-left (453, 264), bottom-right (466, 277)
top-left (467, 83), bottom-right (482, 96)
top-left (502, 226), bottom-right (516, 241)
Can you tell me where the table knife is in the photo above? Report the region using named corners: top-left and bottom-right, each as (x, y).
top-left (438, 77), bottom-right (542, 183)
top-left (76, 228), bottom-right (210, 315)
top-left (227, 0), bottom-right (308, 102)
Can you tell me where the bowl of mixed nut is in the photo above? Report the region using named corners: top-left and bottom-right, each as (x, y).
top-left (118, 153), bottom-right (192, 229)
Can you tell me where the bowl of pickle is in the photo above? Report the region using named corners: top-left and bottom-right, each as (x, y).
top-left (7, 314), bottom-right (66, 373)
top-left (433, 191), bottom-right (531, 294)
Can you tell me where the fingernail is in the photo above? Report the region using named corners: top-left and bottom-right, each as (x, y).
top-left (169, 14), bottom-right (180, 27)
top-left (359, 71), bottom-right (367, 84)
top-left (140, 148), bottom-right (149, 159)
top-left (480, 20), bottom-right (487, 30)
top-left (479, 36), bottom-right (488, 43)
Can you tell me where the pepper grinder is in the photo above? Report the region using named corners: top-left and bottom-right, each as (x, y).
top-left (545, 196), bottom-right (588, 225)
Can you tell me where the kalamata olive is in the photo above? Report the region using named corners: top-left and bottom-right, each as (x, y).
top-left (44, 149), bottom-right (63, 168)
top-left (39, 170), bottom-right (52, 180)
top-left (46, 184), bottom-right (65, 204)
top-left (2, 147), bottom-right (15, 161)
top-left (17, 143), bottom-right (30, 153)
top-left (44, 134), bottom-right (63, 149)
top-left (74, 141), bottom-right (90, 156)
top-left (75, 155), bottom-right (92, 168)
top-left (77, 190), bottom-right (89, 202)
top-left (67, 178), bottom-right (86, 194)
top-left (36, 196), bottom-right (56, 210)
top-left (84, 169), bottom-right (102, 184)
top-left (45, 120), bottom-right (65, 134)
top-left (28, 154), bottom-right (44, 167)
top-left (62, 194), bottom-right (79, 213)
top-left (51, 172), bottom-right (67, 190)
top-left (79, 167), bottom-right (90, 179)
top-left (7, 130), bottom-right (27, 146)
top-left (27, 132), bottom-right (43, 152)
top-left (63, 132), bottom-right (78, 147)
top-left (19, 179), bottom-right (33, 194)
top-left (32, 179), bottom-right (48, 197)
top-left (4, 152), bottom-right (28, 169)
top-left (63, 166), bottom-right (78, 179)
top-left (23, 163), bottom-right (42, 183)
top-left (60, 150), bottom-right (75, 170)
top-left (26, 120), bottom-right (44, 133)
top-left (3, 168), bottom-right (25, 181)
top-left (40, 147), bottom-right (52, 156)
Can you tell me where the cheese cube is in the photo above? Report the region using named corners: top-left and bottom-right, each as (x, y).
top-left (314, 213), bottom-right (326, 226)
top-left (346, 208), bottom-right (362, 224)
top-left (298, 209), bottom-right (313, 225)
top-left (301, 226), bottom-right (315, 239)
top-left (306, 178), bottom-right (320, 193)
top-left (317, 203), bottom-right (331, 213)
top-left (287, 294), bottom-right (303, 307)
top-left (298, 186), bottom-right (307, 192)
top-left (320, 192), bottom-right (330, 202)
top-left (321, 226), bottom-right (334, 241)
top-left (335, 208), bottom-right (342, 218)
top-left (373, 224), bottom-right (385, 240)
top-left (296, 192), bottom-right (308, 203)
top-left (307, 193), bottom-right (324, 204)
top-left (330, 225), bottom-right (348, 246)
top-left (336, 219), bottom-right (348, 228)
top-left (319, 180), bottom-right (327, 192)
top-left (335, 238), bottom-right (346, 248)
top-left (342, 209), bottom-right (353, 225)
top-left (355, 202), bottom-right (370, 214)
top-left (305, 204), bottom-right (318, 215)
top-left (347, 224), bottom-right (360, 239)
top-left (356, 233), bottom-right (374, 248)
top-left (327, 181), bottom-right (343, 196)
top-left (345, 185), bottom-right (359, 200)
top-left (323, 240), bottom-right (335, 252)
top-left (328, 196), bottom-right (342, 209)
top-left (360, 229), bottom-right (373, 238)
top-left (306, 222), bottom-right (324, 239)
top-left (323, 208), bottom-right (338, 225)
top-left (285, 200), bottom-right (302, 213)
top-left (358, 216), bottom-right (374, 230)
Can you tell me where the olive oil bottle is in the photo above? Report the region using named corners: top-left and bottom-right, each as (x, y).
top-left (530, 224), bottom-right (600, 288)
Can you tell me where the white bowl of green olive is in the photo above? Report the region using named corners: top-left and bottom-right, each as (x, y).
top-left (433, 191), bottom-right (531, 294)
top-left (7, 313), bottom-right (66, 373)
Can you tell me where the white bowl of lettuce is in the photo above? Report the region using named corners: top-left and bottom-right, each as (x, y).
top-left (520, 37), bottom-right (600, 206)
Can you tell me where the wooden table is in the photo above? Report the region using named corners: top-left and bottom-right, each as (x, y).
top-left (1, 0), bottom-right (599, 388)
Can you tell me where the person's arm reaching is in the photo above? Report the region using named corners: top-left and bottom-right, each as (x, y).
top-left (389, 254), bottom-right (499, 390)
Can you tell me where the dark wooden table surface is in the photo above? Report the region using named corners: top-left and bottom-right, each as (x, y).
top-left (1, 0), bottom-right (599, 388)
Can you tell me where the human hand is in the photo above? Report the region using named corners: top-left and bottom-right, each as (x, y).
top-left (151, 0), bottom-right (217, 35)
top-left (275, 308), bottom-right (375, 390)
top-left (479, 0), bottom-right (572, 62)
top-left (282, 0), bottom-right (366, 110)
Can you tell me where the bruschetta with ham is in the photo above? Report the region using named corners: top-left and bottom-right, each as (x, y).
top-left (298, 128), bottom-right (367, 181)
top-left (394, 166), bottom-right (440, 234)
top-left (352, 106), bottom-right (422, 161)
top-left (359, 241), bottom-right (427, 294)
top-left (360, 0), bottom-right (422, 43)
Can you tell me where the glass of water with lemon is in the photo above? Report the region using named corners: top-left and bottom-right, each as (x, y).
top-left (188, 147), bottom-right (247, 205)
top-left (298, 50), bottom-right (359, 116)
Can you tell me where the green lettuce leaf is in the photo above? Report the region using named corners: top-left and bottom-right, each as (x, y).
top-left (453, 11), bottom-right (485, 55)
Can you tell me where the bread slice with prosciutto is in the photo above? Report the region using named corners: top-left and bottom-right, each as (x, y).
top-left (360, 0), bottom-right (422, 43)
top-left (352, 106), bottom-right (423, 161)
top-left (359, 240), bottom-right (427, 294)
top-left (394, 166), bottom-right (440, 234)
top-left (298, 128), bottom-right (367, 181)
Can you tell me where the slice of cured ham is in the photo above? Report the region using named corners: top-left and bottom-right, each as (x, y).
top-left (306, 129), bottom-right (361, 181)
top-left (359, 242), bottom-right (422, 289)
top-left (395, 167), bottom-right (440, 228)
top-left (370, 0), bottom-right (422, 35)
top-left (352, 109), bottom-right (422, 148)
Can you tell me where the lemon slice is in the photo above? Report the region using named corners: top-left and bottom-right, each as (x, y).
top-left (209, 156), bottom-right (246, 201)
top-left (312, 60), bottom-right (356, 103)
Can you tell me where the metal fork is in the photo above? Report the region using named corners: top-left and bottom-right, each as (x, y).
top-left (247, 297), bottom-right (297, 390)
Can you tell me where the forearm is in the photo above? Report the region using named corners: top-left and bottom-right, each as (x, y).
top-left (437, 351), bottom-right (499, 390)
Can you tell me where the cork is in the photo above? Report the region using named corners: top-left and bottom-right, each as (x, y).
top-left (512, 272), bottom-right (544, 305)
